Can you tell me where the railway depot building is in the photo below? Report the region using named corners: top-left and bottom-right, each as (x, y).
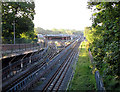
top-left (44, 34), bottom-right (71, 40)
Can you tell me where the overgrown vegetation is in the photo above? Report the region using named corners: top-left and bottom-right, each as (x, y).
top-left (68, 41), bottom-right (96, 91)
top-left (84, 2), bottom-right (120, 90)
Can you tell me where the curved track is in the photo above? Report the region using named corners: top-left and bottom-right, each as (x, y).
top-left (42, 39), bottom-right (80, 91)
top-left (2, 45), bottom-right (57, 91)
top-left (2, 40), bottom-right (75, 92)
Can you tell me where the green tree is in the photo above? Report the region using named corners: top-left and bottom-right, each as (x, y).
top-left (2, 2), bottom-right (36, 43)
top-left (35, 27), bottom-right (83, 35)
top-left (86, 2), bottom-right (120, 90)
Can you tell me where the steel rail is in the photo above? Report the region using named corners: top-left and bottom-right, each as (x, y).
top-left (42, 41), bottom-right (79, 91)
top-left (3, 46), bottom-right (53, 91)
top-left (4, 40), bottom-right (76, 91)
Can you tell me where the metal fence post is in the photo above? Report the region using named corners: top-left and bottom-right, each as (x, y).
top-left (33, 43), bottom-right (34, 50)
top-left (25, 44), bottom-right (26, 51)
top-left (30, 44), bottom-right (31, 50)
top-left (11, 45), bottom-right (13, 54)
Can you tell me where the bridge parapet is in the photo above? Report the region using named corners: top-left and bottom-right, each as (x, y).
top-left (0, 42), bottom-right (47, 59)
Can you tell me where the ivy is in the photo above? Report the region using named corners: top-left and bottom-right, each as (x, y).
top-left (85, 2), bottom-right (120, 90)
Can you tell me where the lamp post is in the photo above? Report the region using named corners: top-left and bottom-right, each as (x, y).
top-left (13, 20), bottom-right (15, 44)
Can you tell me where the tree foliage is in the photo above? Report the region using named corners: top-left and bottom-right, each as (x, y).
top-left (2, 2), bottom-right (36, 43)
top-left (35, 27), bottom-right (83, 36)
top-left (85, 2), bottom-right (120, 90)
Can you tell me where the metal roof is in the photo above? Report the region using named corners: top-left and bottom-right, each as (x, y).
top-left (45, 34), bottom-right (71, 37)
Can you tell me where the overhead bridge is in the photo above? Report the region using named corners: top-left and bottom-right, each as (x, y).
top-left (44, 34), bottom-right (71, 40)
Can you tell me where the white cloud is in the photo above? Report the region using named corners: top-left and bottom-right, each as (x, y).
top-left (33, 0), bottom-right (92, 30)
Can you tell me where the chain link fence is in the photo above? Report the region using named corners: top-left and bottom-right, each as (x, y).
top-left (2, 37), bottom-right (37, 44)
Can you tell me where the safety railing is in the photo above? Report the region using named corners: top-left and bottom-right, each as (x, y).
top-left (0, 42), bottom-right (47, 58)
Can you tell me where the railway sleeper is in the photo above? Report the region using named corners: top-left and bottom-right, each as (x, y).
top-left (4, 40), bottom-right (77, 90)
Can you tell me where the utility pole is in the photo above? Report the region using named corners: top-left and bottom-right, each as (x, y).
top-left (13, 20), bottom-right (15, 44)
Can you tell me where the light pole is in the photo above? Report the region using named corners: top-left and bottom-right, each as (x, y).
top-left (13, 20), bottom-right (15, 44)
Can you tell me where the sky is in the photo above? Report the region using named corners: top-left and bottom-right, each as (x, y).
top-left (33, 0), bottom-right (93, 30)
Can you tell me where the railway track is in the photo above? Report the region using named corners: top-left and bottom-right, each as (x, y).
top-left (42, 39), bottom-right (80, 91)
top-left (2, 45), bottom-right (57, 91)
top-left (2, 41), bottom-right (74, 91)
top-left (2, 50), bottom-right (41, 81)
top-left (3, 61), bottom-right (46, 91)
top-left (21, 41), bottom-right (76, 90)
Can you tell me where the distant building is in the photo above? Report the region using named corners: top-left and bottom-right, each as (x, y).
top-left (37, 34), bottom-right (45, 42)
top-left (37, 34), bottom-right (44, 38)
top-left (44, 34), bottom-right (71, 40)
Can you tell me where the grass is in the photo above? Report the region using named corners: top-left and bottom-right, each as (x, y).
top-left (68, 41), bottom-right (96, 91)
